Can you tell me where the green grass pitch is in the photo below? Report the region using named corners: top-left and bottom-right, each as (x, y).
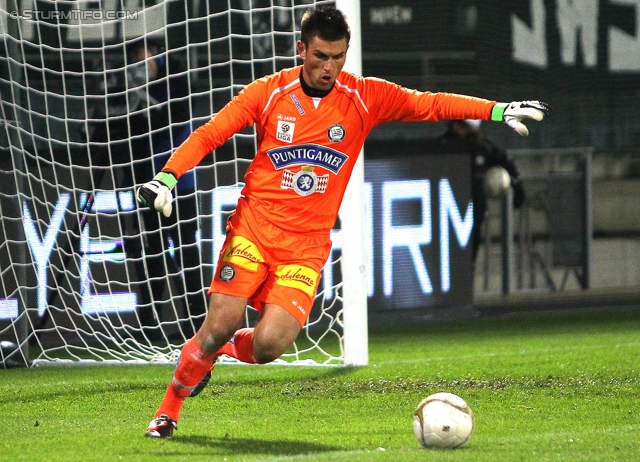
top-left (2, 308), bottom-right (639, 461)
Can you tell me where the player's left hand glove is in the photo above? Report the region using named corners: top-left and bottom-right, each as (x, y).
top-left (491, 101), bottom-right (550, 136)
top-left (136, 171), bottom-right (178, 217)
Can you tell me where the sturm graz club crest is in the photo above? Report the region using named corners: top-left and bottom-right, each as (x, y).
top-left (281, 166), bottom-right (329, 196)
top-left (327, 124), bottom-right (345, 142)
top-left (293, 168), bottom-right (317, 196)
top-left (219, 264), bottom-right (235, 282)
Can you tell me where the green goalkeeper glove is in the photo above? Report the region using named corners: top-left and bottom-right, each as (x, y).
top-left (491, 101), bottom-right (550, 136)
top-left (136, 171), bottom-right (178, 217)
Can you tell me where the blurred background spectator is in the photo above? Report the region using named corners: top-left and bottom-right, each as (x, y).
top-left (429, 119), bottom-right (526, 260)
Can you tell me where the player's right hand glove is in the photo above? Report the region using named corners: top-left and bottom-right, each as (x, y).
top-left (491, 101), bottom-right (550, 136)
top-left (136, 171), bottom-right (178, 218)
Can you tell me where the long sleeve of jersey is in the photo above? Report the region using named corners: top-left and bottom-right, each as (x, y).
top-left (359, 78), bottom-right (494, 125)
top-left (162, 79), bottom-right (266, 178)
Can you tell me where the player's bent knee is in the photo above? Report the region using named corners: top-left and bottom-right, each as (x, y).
top-left (251, 303), bottom-right (302, 363)
top-left (253, 345), bottom-right (284, 364)
top-left (196, 317), bottom-right (240, 354)
top-left (252, 333), bottom-right (292, 364)
top-left (197, 330), bottom-right (233, 355)
top-left (197, 293), bottom-right (248, 353)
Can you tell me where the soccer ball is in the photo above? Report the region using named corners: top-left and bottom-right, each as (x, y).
top-left (413, 392), bottom-right (474, 449)
top-left (484, 166), bottom-right (511, 197)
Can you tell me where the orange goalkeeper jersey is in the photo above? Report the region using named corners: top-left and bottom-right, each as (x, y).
top-left (164, 66), bottom-right (496, 234)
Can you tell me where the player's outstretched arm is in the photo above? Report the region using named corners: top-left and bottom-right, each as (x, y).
top-left (136, 171), bottom-right (178, 217)
top-left (491, 101), bottom-right (550, 136)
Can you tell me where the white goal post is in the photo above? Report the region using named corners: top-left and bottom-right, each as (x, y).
top-left (335, 0), bottom-right (368, 366)
top-left (0, 0), bottom-right (367, 367)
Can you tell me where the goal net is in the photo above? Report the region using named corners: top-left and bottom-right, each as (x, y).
top-left (0, 0), bottom-right (367, 367)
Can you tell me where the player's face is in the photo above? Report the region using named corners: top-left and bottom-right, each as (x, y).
top-left (298, 36), bottom-right (348, 91)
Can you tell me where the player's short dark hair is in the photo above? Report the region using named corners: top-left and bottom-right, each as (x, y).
top-left (300, 6), bottom-right (350, 46)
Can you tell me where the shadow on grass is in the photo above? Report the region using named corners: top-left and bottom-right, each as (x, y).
top-left (172, 434), bottom-right (344, 456)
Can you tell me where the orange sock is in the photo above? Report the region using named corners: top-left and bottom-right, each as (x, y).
top-left (155, 337), bottom-right (216, 421)
top-left (217, 327), bottom-right (257, 364)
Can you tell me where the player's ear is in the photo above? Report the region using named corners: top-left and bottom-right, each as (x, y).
top-left (297, 40), bottom-right (306, 60)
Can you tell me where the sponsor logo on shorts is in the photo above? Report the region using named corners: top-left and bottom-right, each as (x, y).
top-left (219, 264), bottom-right (235, 282)
top-left (276, 120), bottom-right (295, 143)
top-left (267, 144), bottom-right (348, 174)
top-left (275, 264), bottom-right (319, 297)
top-left (280, 166), bottom-right (329, 196)
top-left (223, 236), bottom-right (265, 271)
top-left (327, 124), bottom-right (345, 142)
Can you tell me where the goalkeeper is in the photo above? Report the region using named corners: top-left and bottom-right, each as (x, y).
top-left (138, 5), bottom-right (549, 438)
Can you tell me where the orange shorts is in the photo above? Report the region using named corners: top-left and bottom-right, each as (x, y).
top-left (209, 197), bottom-right (332, 327)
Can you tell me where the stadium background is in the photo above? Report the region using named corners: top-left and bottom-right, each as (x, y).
top-left (360, 1), bottom-right (640, 312)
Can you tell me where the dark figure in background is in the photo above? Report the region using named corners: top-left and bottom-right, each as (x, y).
top-left (87, 39), bottom-right (206, 338)
top-left (432, 119), bottom-right (526, 260)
